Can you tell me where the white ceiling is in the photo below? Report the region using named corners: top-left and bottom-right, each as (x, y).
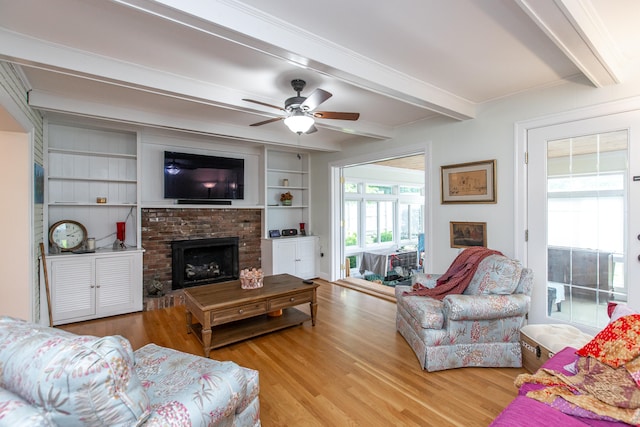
top-left (1, 0), bottom-right (639, 152)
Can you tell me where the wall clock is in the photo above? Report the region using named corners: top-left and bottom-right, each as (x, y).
top-left (49, 220), bottom-right (87, 252)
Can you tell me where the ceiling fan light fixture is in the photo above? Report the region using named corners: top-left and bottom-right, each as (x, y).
top-left (284, 111), bottom-right (314, 134)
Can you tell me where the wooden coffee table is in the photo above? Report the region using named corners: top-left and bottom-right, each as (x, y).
top-left (183, 273), bottom-right (318, 356)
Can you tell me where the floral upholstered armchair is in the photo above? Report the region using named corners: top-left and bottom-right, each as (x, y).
top-left (395, 249), bottom-right (533, 371)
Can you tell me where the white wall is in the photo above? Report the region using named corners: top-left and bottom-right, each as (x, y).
top-left (0, 61), bottom-right (43, 323)
top-left (311, 73), bottom-right (640, 280)
top-left (0, 131), bottom-right (32, 319)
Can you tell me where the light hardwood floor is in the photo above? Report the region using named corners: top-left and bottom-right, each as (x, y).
top-left (59, 280), bottom-right (522, 426)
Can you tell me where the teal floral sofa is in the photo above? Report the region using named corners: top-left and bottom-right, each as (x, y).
top-left (395, 252), bottom-right (533, 371)
top-left (0, 316), bottom-right (260, 426)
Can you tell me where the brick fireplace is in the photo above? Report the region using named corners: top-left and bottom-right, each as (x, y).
top-left (141, 208), bottom-right (262, 309)
top-left (171, 237), bottom-right (239, 289)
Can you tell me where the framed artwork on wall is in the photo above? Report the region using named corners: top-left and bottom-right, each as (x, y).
top-left (450, 221), bottom-right (487, 248)
top-left (441, 159), bottom-right (496, 204)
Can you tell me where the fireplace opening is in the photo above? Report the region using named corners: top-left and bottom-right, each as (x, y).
top-left (171, 237), bottom-right (239, 289)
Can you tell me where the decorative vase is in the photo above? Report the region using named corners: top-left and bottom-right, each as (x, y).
top-left (282, 199), bottom-right (292, 206)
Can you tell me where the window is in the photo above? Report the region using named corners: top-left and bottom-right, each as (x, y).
top-left (399, 185), bottom-right (422, 195)
top-left (365, 201), bottom-right (394, 244)
top-left (548, 174), bottom-right (624, 252)
top-left (400, 203), bottom-right (423, 240)
top-left (344, 200), bottom-right (359, 247)
top-left (366, 184), bottom-right (393, 194)
top-left (344, 182), bottom-right (359, 193)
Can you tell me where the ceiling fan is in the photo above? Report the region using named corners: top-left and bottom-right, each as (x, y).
top-left (243, 79), bottom-right (360, 134)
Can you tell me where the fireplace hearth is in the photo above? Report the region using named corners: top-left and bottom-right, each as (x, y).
top-left (171, 237), bottom-right (239, 289)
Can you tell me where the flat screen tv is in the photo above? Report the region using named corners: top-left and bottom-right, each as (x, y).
top-left (164, 151), bottom-right (244, 201)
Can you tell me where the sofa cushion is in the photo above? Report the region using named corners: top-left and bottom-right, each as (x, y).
top-left (464, 255), bottom-right (522, 296)
top-left (0, 316), bottom-right (150, 426)
top-left (0, 387), bottom-right (53, 426)
top-left (395, 286), bottom-right (445, 329)
top-left (134, 343), bottom-right (258, 426)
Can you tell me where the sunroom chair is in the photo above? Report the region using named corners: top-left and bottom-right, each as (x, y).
top-left (395, 248), bottom-right (533, 371)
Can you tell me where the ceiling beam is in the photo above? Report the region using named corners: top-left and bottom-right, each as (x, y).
top-left (0, 28), bottom-right (392, 141)
top-left (28, 89), bottom-right (350, 152)
top-left (111, 0), bottom-right (476, 120)
top-left (516, 0), bottom-right (621, 87)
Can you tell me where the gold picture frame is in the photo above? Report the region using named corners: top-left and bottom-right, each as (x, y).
top-left (441, 159), bottom-right (496, 204)
top-left (450, 221), bottom-right (487, 248)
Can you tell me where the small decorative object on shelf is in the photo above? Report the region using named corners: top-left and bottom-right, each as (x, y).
top-left (240, 268), bottom-right (264, 289)
top-left (282, 178), bottom-right (289, 187)
top-left (280, 191), bottom-right (293, 206)
top-left (96, 197), bottom-right (107, 204)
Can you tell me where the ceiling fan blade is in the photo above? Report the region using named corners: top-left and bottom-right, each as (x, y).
top-left (313, 111), bottom-right (360, 121)
top-left (243, 99), bottom-right (285, 112)
top-left (306, 125), bottom-right (318, 134)
top-left (300, 89), bottom-right (332, 111)
top-left (249, 117), bottom-right (284, 127)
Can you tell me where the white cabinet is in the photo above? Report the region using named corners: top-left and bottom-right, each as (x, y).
top-left (265, 149), bottom-right (310, 237)
top-left (46, 250), bottom-right (143, 325)
top-left (46, 123), bottom-right (141, 251)
top-left (261, 236), bottom-right (318, 279)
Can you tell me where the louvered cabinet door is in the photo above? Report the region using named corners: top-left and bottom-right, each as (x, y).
top-left (95, 252), bottom-right (143, 318)
top-left (47, 250), bottom-right (143, 325)
top-left (50, 257), bottom-right (95, 324)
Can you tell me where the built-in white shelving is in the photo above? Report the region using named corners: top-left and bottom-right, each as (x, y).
top-left (264, 149), bottom-right (311, 236)
top-left (46, 123), bottom-right (141, 251)
top-left (44, 122), bottom-right (144, 324)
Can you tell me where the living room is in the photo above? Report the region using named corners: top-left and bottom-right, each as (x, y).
top-left (2, 1), bottom-right (640, 425)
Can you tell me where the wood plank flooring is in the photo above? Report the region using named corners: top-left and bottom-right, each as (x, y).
top-left (59, 280), bottom-right (523, 426)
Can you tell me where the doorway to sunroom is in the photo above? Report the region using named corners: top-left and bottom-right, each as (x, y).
top-left (340, 154), bottom-right (426, 290)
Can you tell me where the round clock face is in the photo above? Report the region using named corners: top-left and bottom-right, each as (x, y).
top-left (49, 220), bottom-right (87, 251)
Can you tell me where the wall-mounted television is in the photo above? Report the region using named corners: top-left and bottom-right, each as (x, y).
top-left (164, 151), bottom-right (244, 201)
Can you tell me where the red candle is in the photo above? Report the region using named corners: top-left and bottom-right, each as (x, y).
top-left (117, 222), bottom-right (126, 241)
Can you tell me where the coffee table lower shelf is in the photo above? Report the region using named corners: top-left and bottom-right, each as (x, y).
top-left (189, 307), bottom-right (311, 350)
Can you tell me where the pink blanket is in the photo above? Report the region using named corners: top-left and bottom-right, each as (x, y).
top-left (491, 347), bottom-right (629, 426)
top-left (403, 247), bottom-right (502, 300)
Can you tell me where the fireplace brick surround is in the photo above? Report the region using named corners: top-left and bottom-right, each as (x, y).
top-left (141, 208), bottom-right (262, 310)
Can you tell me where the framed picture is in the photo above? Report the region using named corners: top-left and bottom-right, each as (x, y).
top-left (450, 221), bottom-right (487, 248)
top-left (441, 159), bottom-right (496, 204)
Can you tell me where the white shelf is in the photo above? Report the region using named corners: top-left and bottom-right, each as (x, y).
top-left (49, 202), bottom-right (137, 207)
top-left (48, 176), bottom-right (137, 184)
top-left (267, 168), bottom-right (309, 174)
top-left (48, 147), bottom-right (137, 159)
top-left (267, 186), bottom-right (308, 190)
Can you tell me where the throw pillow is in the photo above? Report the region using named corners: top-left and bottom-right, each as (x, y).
top-left (576, 314), bottom-right (640, 368)
top-left (609, 303), bottom-right (638, 323)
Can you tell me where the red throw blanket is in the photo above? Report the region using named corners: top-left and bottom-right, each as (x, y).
top-left (403, 247), bottom-right (503, 300)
